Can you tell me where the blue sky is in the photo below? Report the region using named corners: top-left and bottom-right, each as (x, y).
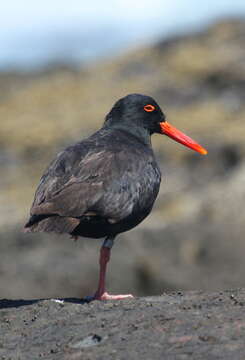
top-left (1, 0), bottom-right (245, 70)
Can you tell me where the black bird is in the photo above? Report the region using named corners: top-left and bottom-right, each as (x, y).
top-left (24, 94), bottom-right (207, 300)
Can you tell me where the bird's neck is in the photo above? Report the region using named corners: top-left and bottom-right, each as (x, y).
top-left (105, 124), bottom-right (152, 147)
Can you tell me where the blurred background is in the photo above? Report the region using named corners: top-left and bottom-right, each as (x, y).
top-left (1, 0), bottom-right (245, 299)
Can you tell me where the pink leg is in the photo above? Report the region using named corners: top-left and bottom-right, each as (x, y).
top-left (93, 244), bottom-right (133, 301)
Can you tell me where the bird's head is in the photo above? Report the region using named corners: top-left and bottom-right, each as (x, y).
top-left (104, 93), bottom-right (207, 155)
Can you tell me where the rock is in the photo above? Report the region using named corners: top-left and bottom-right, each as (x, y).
top-left (1, 289), bottom-right (245, 359)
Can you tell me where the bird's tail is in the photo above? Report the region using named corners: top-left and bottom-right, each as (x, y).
top-left (23, 215), bottom-right (80, 234)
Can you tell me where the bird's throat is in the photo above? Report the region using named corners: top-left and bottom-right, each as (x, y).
top-left (107, 124), bottom-right (152, 147)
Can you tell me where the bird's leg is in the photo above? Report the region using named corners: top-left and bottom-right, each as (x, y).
top-left (93, 236), bottom-right (134, 301)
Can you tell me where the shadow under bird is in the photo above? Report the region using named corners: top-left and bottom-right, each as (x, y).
top-left (24, 94), bottom-right (207, 300)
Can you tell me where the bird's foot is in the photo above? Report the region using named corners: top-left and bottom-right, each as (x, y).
top-left (83, 291), bottom-right (134, 302)
top-left (95, 292), bottom-right (134, 301)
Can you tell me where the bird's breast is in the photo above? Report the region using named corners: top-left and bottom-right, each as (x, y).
top-left (134, 161), bottom-right (161, 212)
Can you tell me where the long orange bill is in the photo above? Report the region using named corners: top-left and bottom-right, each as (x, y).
top-left (160, 121), bottom-right (207, 155)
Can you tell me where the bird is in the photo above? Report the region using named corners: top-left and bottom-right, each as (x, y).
top-left (24, 93), bottom-right (207, 301)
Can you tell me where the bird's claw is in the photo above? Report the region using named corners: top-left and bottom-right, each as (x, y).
top-left (83, 292), bottom-right (134, 302)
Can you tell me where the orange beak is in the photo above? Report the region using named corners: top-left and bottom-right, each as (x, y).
top-left (160, 121), bottom-right (207, 155)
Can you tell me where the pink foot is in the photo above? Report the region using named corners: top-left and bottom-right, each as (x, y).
top-left (96, 292), bottom-right (134, 301)
top-left (83, 243), bottom-right (134, 302)
top-left (83, 292), bottom-right (134, 302)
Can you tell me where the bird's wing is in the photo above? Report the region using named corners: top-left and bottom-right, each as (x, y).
top-left (30, 142), bottom-right (160, 222)
top-left (92, 149), bottom-right (160, 222)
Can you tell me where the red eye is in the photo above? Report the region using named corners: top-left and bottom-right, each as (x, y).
top-left (144, 104), bottom-right (155, 112)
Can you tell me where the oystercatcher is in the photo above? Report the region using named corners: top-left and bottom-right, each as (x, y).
top-left (24, 94), bottom-right (207, 300)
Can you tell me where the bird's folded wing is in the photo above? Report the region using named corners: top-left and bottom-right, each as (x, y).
top-left (30, 145), bottom-right (157, 222)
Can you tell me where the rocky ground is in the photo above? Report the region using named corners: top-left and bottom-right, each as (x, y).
top-left (1, 289), bottom-right (245, 360)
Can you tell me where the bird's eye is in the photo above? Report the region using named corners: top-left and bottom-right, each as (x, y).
top-left (144, 104), bottom-right (155, 112)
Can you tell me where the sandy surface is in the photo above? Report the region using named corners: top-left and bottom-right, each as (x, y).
top-left (1, 289), bottom-right (245, 359)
